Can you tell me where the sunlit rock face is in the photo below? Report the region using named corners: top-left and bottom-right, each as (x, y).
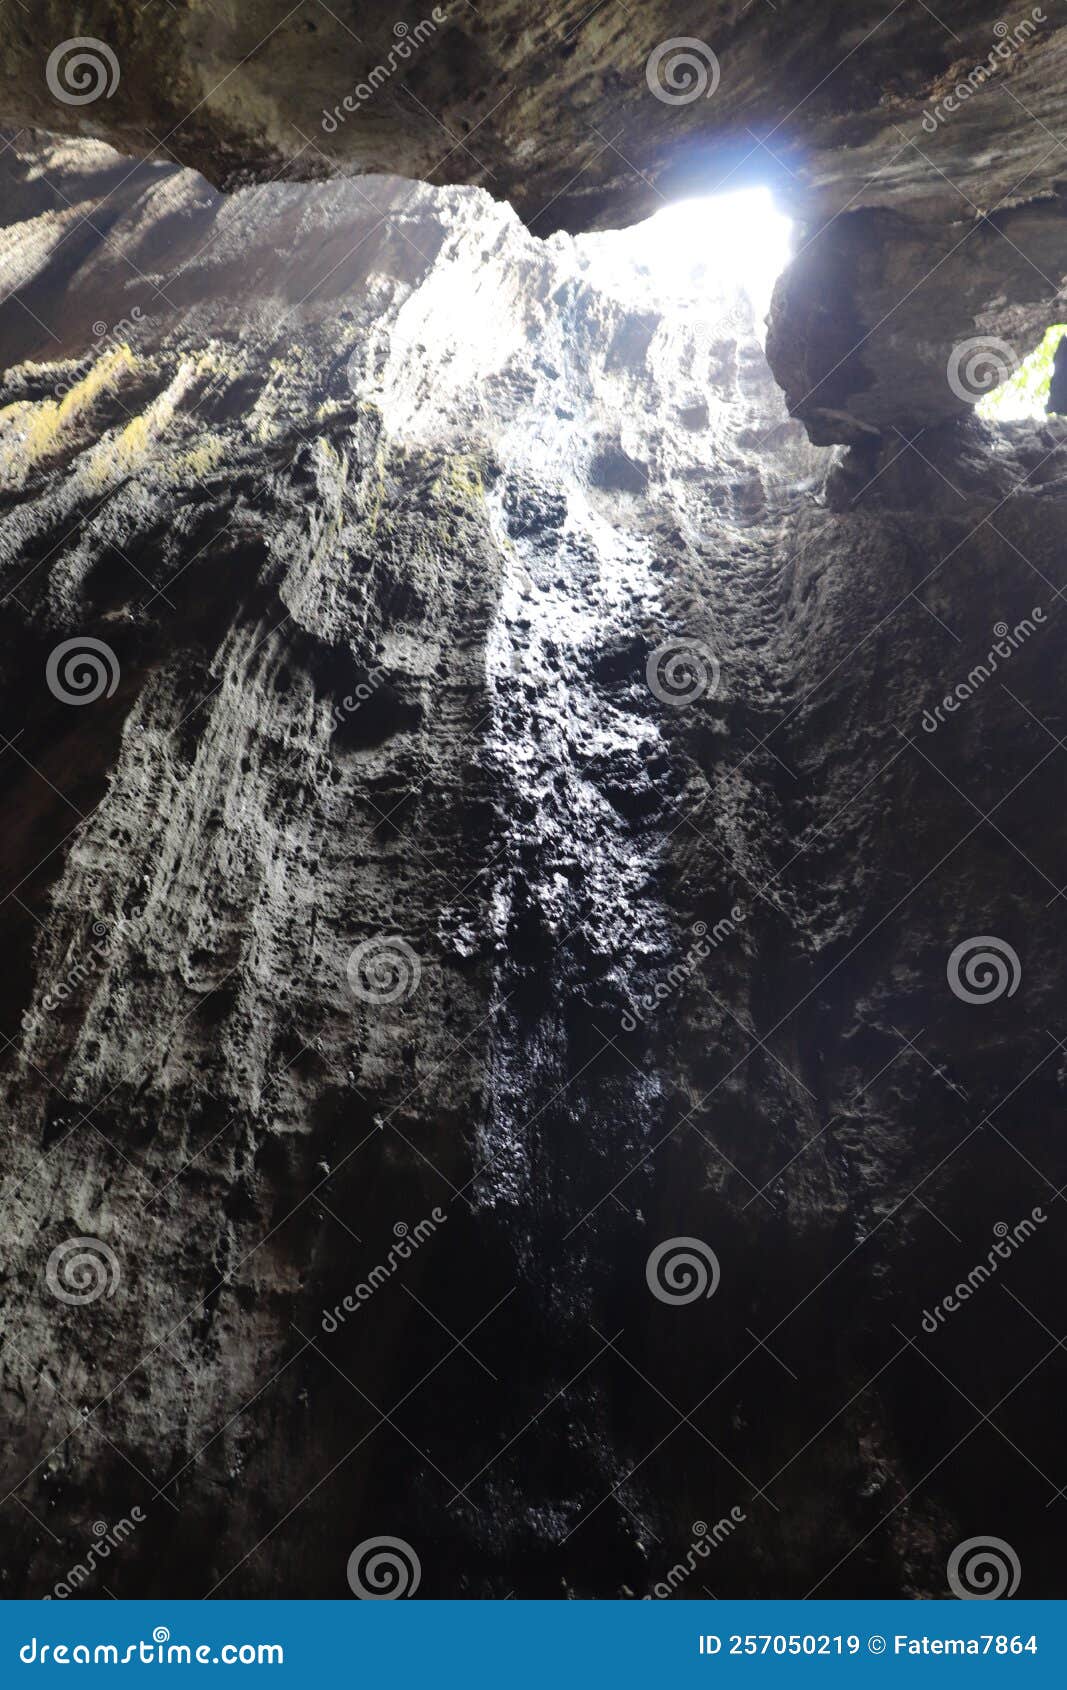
top-left (6, 4), bottom-right (1067, 454)
top-left (1, 129), bottom-right (1067, 1603)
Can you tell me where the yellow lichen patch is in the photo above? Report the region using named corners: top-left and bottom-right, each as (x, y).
top-left (433, 454), bottom-right (484, 504)
top-left (0, 345), bottom-right (138, 483)
top-left (251, 356), bottom-right (299, 443)
top-left (170, 437), bottom-right (228, 480)
top-left (83, 355), bottom-right (206, 485)
top-left (55, 345), bottom-right (137, 429)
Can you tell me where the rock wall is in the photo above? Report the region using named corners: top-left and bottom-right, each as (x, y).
top-left (0, 133), bottom-right (1065, 1601)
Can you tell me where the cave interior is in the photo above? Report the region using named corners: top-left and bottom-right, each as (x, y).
top-left (0, 1), bottom-right (1065, 1604)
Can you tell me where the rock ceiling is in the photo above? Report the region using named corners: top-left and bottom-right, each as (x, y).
top-left (3, 3), bottom-right (1067, 442)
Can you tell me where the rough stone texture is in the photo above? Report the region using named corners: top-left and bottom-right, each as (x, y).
top-left (1, 2), bottom-right (1065, 231)
top-left (765, 199), bottom-right (1067, 444)
top-left (1, 132), bottom-right (1066, 1600)
top-left (6, 5), bottom-right (1067, 455)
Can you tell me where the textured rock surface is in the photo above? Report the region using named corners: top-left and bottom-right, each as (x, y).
top-left (765, 197), bottom-right (1067, 444)
top-left (1, 2), bottom-right (1065, 229)
top-left (1, 131), bottom-right (1066, 1602)
top-left (7, 5), bottom-right (1067, 453)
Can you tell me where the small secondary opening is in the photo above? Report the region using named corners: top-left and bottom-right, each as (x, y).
top-left (977, 324), bottom-right (1067, 421)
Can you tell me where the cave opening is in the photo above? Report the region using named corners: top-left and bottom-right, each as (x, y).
top-left (976, 323), bottom-right (1067, 421)
top-left (577, 185), bottom-right (794, 337)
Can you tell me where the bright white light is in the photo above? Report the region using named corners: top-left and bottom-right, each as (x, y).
top-left (976, 324), bottom-right (1066, 422)
top-left (578, 187), bottom-right (793, 334)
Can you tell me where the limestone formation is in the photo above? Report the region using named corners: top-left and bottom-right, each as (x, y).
top-left (0, 3), bottom-right (1065, 1603)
